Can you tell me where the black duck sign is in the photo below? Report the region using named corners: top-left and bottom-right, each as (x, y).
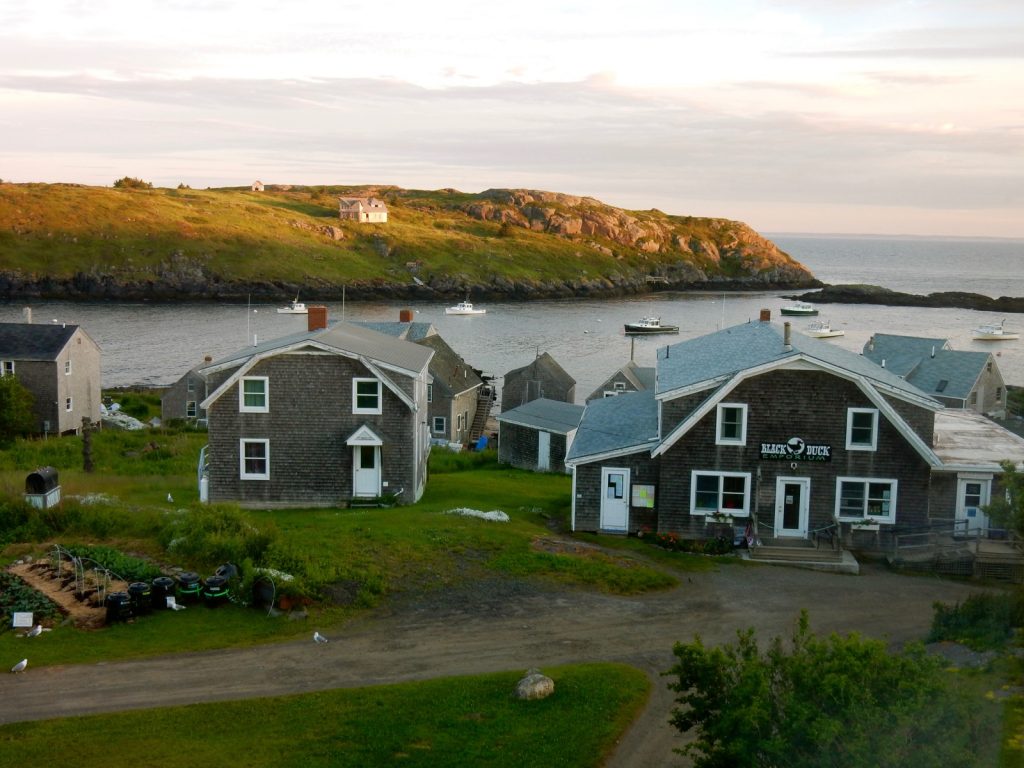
top-left (760, 437), bottom-right (831, 462)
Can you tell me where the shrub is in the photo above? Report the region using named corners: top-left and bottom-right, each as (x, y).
top-left (112, 176), bottom-right (153, 189)
top-left (158, 505), bottom-right (278, 569)
top-left (649, 531), bottom-right (733, 556)
top-left (929, 591), bottom-right (1024, 651)
top-left (63, 544), bottom-right (162, 582)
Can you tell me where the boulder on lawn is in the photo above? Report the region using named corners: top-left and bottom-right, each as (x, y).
top-left (515, 668), bottom-right (554, 700)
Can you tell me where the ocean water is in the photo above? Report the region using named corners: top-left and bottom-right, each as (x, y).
top-left (2, 235), bottom-right (1023, 393)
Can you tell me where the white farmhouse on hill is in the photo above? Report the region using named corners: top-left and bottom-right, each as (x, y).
top-left (339, 197), bottom-right (388, 223)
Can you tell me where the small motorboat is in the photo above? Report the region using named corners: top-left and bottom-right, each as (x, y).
top-left (780, 301), bottom-right (818, 316)
top-left (277, 296), bottom-right (307, 314)
top-left (973, 319), bottom-right (1019, 341)
top-left (624, 316), bottom-right (679, 335)
top-left (805, 320), bottom-right (845, 339)
top-left (445, 300), bottom-right (486, 316)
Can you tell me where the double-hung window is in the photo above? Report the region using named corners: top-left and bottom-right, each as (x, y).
top-left (239, 376), bottom-right (269, 413)
top-left (432, 416), bottom-right (446, 434)
top-left (716, 403), bottom-right (747, 445)
top-left (65, 397), bottom-right (73, 412)
top-left (1, 360), bottom-right (13, 376)
top-left (427, 383), bottom-right (433, 403)
top-left (353, 378), bottom-right (382, 414)
top-left (240, 439), bottom-right (270, 480)
top-left (64, 360), bottom-right (72, 375)
top-left (690, 471), bottom-right (751, 517)
top-left (186, 401), bottom-right (197, 418)
top-left (836, 477), bottom-right (897, 523)
top-left (846, 408), bottom-right (878, 451)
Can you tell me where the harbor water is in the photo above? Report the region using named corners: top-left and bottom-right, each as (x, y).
top-left (1, 235), bottom-right (1023, 397)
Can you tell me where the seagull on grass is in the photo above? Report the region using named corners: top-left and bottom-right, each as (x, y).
top-left (313, 631), bottom-right (329, 644)
top-left (167, 493), bottom-right (174, 503)
top-left (11, 659), bottom-right (27, 673)
top-left (26, 624), bottom-right (42, 638)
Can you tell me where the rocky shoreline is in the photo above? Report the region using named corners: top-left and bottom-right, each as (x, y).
top-left (793, 284), bottom-right (1024, 314)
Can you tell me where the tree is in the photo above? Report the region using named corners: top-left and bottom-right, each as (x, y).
top-left (0, 374), bottom-right (36, 443)
top-left (984, 460), bottom-right (1024, 536)
top-left (667, 611), bottom-right (989, 768)
top-left (112, 176), bottom-right (153, 189)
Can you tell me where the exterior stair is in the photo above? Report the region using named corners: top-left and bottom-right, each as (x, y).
top-left (468, 385), bottom-right (495, 444)
top-left (746, 539), bottom-right (858, 574)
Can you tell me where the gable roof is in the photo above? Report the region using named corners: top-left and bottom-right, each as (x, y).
top-left (414, 334), bottom-right (483, 394)
top-left (862, 334), bottom-right (992, 401)
top-left (566, 390), bottom-right (659, 464)
top-left (656, 321), bottom-right (935, 405)
top-left (0, 323), bottom-right (87, 360)
top-left (498, 397), bottom-right (584, 435)
top-left (862, 334), bottom-right (952, 377)
top-left (505, 352), bottom-right (575, 387)
top-left (352, 321), bottom-right (436, 343)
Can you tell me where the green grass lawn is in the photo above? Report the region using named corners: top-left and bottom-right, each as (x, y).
top-left (0, 663), bottom-right (650, 767)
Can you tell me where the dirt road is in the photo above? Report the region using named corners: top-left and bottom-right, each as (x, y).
top-left (0, 560), bottom-right (985, 767)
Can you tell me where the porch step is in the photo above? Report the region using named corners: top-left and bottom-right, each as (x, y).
top-left (750, 545), bottom-right (843, 563)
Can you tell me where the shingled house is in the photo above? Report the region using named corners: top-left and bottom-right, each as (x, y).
top-left (199, 307), bottom-right (432, 507)
top-left (497, 398), bottom-right (583, 473)
top-left (566, 312), bottom-right (1024, 554)
top-left (863, 333), bottom-right (1008, 416)
top-left (585, 360), bottom-right (656, 403)
top-left (0, 321), bottom-right (102, 435)
top-left (161, 358), bottom-right (212, 424)
top-left (338, 197), bottom-right (388, 223)
top-left (502, 352), bottom-right (575, 411)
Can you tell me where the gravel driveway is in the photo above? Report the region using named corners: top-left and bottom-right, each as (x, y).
top-left (0, 559), bottom-right (987, 767)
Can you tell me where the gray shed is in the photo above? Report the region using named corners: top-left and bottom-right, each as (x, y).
top-left (497, 398), bottom-right (584, 473)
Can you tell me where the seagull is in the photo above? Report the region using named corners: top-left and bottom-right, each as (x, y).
top-left (166, 493), bottom-right (174, 503)
top-left (26, 624), bottom-right (42, 638)
top-left (11, 659), bottom-right (27, 673)
top-left (313, 631), bottom-right (329, 644)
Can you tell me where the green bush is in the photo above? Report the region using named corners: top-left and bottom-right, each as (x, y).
top-left (929, 591), bottom-right (1024, 651)
top-left (63, 544), bottom-right (162, 583)
top-left (429, 448), bottom-right (498, 474)
top-left (158, 505), bottom-right (278, 570)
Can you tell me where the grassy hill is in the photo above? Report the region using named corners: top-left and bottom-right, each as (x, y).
top-left (0, 182), bottom-right (817, 301)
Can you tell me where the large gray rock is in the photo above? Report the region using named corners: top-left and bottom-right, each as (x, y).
top-left (515, 668), bottom-right (555, 700)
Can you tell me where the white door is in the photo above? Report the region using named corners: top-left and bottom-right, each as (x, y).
top-left (538, 431), bottom-right (551, 471)
top-left (774, 477), bottom-right (810, 538)
top-left (353, 445), bottom-right (381, 497)
top-left (600, 467), bottom-right (630, 532)
top-left (956, 477), bottom-right (990, 535)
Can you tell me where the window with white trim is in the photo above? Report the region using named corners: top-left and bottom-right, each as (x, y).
top-left (64, 360), bottom-right (72, 375)
top-left (187, 377), bottom-right (195, 392)
top-left (239, 376), bottom-right (269, 413)
top-left (353, 378), bottom-right (382, 414)
top-left (613, 381), bottom-right (627, 391)
top-left (240, 439), bottom-right (270, 480)
top-left (186, 401), bottom-right (197, 418)
top-left (65, 397), bottom-right (73, 412)
top-left (1, 360), bottom-right (13, 376)
top-left (846, 408), bottom-right (878, 451)
top-left (690, 471), bottom-right (751, 517)
top-left (427, 383), bottom-right (433, 403)
top-left (716, 403), bottom-right (747, 445)
top-left (432, 416), bottom-right (446, 434)
top-left (836, 477), bottom-right (897, 523)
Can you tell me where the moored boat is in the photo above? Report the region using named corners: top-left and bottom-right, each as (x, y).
top-left (277, 297), bottom-right (307, 314)
top-left (624, 316), bottom-right (679, 335)
top-left (973, 319), bottom-right (1019, 341)
top-left (780, 301), bottom-right (818, 316)
top-left (805, 320), bottom-right (845, 339)
top-left (445, 300), bottom-right (486, 315)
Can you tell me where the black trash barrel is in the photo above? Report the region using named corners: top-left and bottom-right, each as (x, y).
top-left (202, 575), bottom-right (230, 608)
top-left (177, 571), bottom-right (202, 604)
top-left (128, 581), bottom-right (152, 615)
top-left (105, 591), bottom-right (132, 624)
top-left (151, 576), bottom-right (176, 610)
top-left (214, 563), bottom-right (238, 580)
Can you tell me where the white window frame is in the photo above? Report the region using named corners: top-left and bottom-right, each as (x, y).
top-left (239, 438), bottom-right (270, 480)
top-left (65, 397), bottom-right (73, 412)
top-left (432, 416), bottom-right (446, 434)
top-left (186, 400), bottom-right (197, 418)
top-left (1, 360), bottom-right (14, 376)
top-left (64, 360), bottom-right (72, 375)
top-left (239, 376), bottom-right (269, 413)
top-left (353, 378), bottom-right (382, 414)
top-left (427, 383), bottom-right (433, 403)
top-left (613, 381), bottom-right (627, 391)
top-left (845, 407), bottom-right (878, 451)
top-left (835, 476), bottom-right (897, 524)
top-left (715, 403), bottom-right (748, 446)
top-left (689, 471), bottom-right (751, 517)
top-left (187, 377), bottom-right (196, 393)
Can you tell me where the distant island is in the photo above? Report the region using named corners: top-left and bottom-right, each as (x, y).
top-left (0, 182), bottom-right (819, 302)
top-left (794, 284), bottom-right (1024, 314)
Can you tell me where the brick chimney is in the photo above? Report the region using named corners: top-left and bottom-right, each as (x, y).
top-left (759, 308), bottom-right (771, 322)
top-left (308, 305), bottom-right (328, 332)
top-left (399, 308), bottom-right (414, 323)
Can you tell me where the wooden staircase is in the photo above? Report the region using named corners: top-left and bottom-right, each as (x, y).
top-left (468, 386), bottom-right (495, 444)
top-left (747, 538), bottom-right (856, 572)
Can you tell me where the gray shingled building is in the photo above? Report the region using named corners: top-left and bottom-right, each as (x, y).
top-left (497, 398), bottom-right (584, 473)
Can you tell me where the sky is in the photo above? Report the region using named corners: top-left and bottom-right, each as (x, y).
top-left (0, 0), bottom-right (1022, 237)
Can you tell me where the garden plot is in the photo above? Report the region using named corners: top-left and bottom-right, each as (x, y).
top-left (7, 558), bottom-right (129, 629)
